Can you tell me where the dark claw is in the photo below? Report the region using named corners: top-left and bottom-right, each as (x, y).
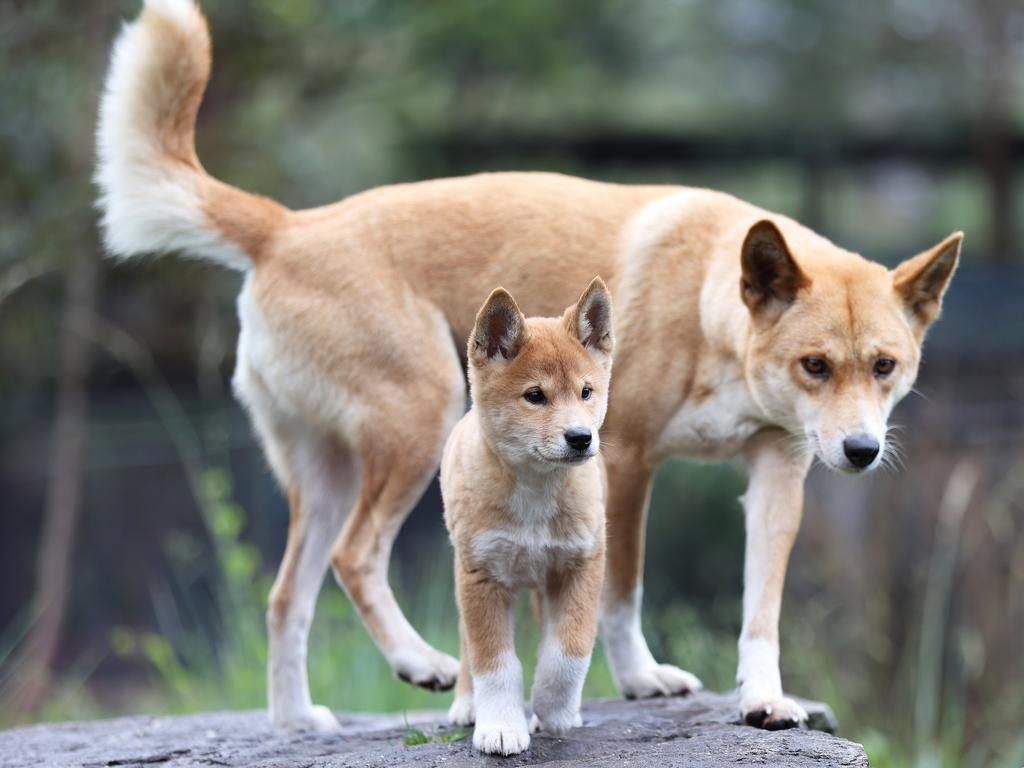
top-left (744, 707), bottom-right (771, 728)
top-left (764, 715), bottom-right (799, 731)
top-left (396, 670), bottom-right (455, 692)
top-left (623, 690), bottom-right (665, 700)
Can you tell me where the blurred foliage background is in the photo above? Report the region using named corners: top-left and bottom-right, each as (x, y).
top-left (1, 1), bottom-right (1023, 766)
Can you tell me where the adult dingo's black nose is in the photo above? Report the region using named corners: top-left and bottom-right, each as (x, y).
top-left (564, 428), bottom-right (592, 452)
top-left (843, 434), bottom-right (879, 468)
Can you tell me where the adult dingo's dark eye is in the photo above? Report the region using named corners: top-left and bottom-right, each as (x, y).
top-left (581, 386), bottom-right (593, 400)
top-left (801, 356), bottom-right (829, 378)
top-left (524, 388), bottom-right (546, 404)
top-left (874, 358), bottom-right (896, 377)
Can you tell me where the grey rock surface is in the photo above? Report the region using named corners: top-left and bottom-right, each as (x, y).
top-left (1, 692), bottom-right (867, 767)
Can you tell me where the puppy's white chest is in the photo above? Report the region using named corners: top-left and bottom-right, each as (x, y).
top-left (471, 526), bottom-right (595, 589)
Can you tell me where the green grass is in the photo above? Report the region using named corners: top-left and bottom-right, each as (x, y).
top-left (402, 721), bottom-right (471, 746)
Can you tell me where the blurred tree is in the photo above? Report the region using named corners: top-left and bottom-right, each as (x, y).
top-left (8, 247), bottom-right (99, 715)
top-left (0, 0), bottom-right (109, 716)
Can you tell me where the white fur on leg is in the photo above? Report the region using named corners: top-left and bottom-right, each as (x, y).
top-left (472, 651), bottom-right (530, 755)
top-left (268, 620), bottom-right (339, 733)
top-left (737, 637), bottom-right (781, 704)
top-left (737, 637), bottom-right (807, 728)
top-left (530, 637), bottom-right (588, 735)
top-left (252, 409), bottom-right (355, 733)
top-left (600, 586), bottom-right (702, 699)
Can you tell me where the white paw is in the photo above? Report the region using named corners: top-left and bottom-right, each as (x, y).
top-left (448, 694), bottom-right (475, 726)
top-left (619, 663), bottom-right (702, 699)
top-left (272, 704), bottom-right (340, 733)
top-left (391, 647), bottom-right (459, 692)
top-left (530, 710), bottom-right (582, 736)
top-left (473, 719), bottom-right (530, 756)
top-left (740, 696), bottom-right (808, 730)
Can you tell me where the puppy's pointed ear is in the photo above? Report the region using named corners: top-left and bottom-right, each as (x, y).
top-left (892, 232), bottom-right (962, 335)
top-left (470, 288), bottom-right (527, 365)
top-left (740, 220), bottom-right (809, 322)
top-left (567, 276), bottom-right (614, 356)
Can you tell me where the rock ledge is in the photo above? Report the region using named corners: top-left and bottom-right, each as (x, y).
top-left (1, 692), bottom-right (868, 767)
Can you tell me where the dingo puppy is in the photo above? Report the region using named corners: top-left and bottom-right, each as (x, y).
top-left (96, 0), bottom-right (962, 733)
top-left (442, 279), bottom-right (612, 756)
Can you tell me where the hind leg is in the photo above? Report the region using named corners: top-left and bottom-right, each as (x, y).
top-left (330, 326), bottom-right (466, 690)
top-left (238, 358), bottom-right (360, 732)
top-left (330, 384), bottom-right (464, 689)
top-left (264, 427), bottom-right (358, 732)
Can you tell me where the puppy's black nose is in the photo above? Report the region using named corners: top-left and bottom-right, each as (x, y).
top-left (564, 428), bottom-right (592, 452)
top-left (843, 434), bottom-right (879, 468)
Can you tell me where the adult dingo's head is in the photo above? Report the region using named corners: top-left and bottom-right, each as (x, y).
top-left (468, 277), bottom-right (614, 470)
top-left (741, 220), bottom-right (962, 473)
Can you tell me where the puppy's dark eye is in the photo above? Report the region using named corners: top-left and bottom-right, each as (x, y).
top-left (801, 356), bottom-right (830, 378)
top-left (874, 358), bottom-right (896, 377)
top-left (581, 386), bottom-right (593, 400)
top-left (523, 388), bottom-right (546, 405)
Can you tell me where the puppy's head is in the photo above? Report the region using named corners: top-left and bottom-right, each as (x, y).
top-left (468, 277), bottom-right (614, 469)
top-left (740, 220), bottom-right (962, 473)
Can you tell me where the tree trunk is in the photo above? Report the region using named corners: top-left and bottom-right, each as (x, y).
top-left (7, 246), bottom-right (100, 717)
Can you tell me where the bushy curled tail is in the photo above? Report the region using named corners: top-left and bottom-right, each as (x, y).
top-left (95, 0), bottom-right (285, 269)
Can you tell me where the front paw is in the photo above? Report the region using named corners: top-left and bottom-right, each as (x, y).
top-left (473, 719), bottom-right (530, 755)
top-left (619, 663), bottom-right (703, 699)
top-left (740, 696), bottom-right (808, 730)
top-left (447, 694), bottom-right (475, 726)
top-left (529, 710), bottom-right (582, 736)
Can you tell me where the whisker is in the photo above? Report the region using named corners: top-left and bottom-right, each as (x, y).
top-left (884, 426), bottom-right (906, 457)
top-left (879, 431), bottom-right (905, 471)
top-left (783, 432), bottom-right (813, 463)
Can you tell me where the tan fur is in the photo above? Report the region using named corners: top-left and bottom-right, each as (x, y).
top-left (145, 7), bottom-right (208, 166)
top-left (265, 485), bottom-right (302, 635)
top-left (603, 459), bottom-right (654, 599)
top-left (201, 179), bottom-right (287, 259)
top-left (96, 0), bottom-right (963, 733)
top-left (548, 550), bottom-right (606, 658)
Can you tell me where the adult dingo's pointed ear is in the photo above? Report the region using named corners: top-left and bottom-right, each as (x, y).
top-left (892, 232), bottom-right (963, 335)
top-left (740, 220), bottom-right (809, 322)
top-left (566, 276), bottom-right (614, 356)
top-left (470, 287), bottom-right (527, 365)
